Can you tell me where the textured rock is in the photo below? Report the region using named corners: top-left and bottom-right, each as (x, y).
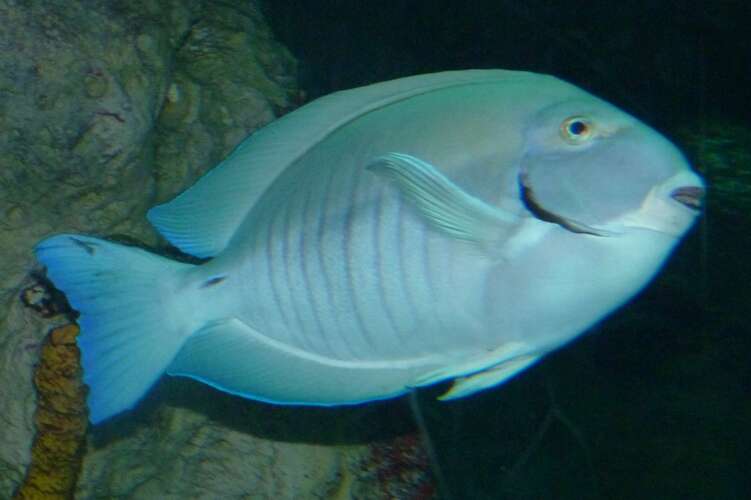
top-left (355, 433), bottom-right (435, 499)
top-left (76, 409), bottom-right (347, 499)
top-left (0, 1), bottom-right (401, 498)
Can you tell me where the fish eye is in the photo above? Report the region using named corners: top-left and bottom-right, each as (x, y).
top-left (560, 116), bottom-right (593, 144)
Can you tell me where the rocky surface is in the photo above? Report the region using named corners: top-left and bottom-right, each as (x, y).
top-left (0, 1), bottom-right (406, 498)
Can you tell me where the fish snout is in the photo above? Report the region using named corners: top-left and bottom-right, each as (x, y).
top-left (620, 169), bottom-right (705, 235)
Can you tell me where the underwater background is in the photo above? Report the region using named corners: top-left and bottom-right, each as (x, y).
top-left (1, 1), bottom-right (749, 498)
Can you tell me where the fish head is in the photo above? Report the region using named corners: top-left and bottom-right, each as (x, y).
top-left (518, 97), bottom-right (704, 238)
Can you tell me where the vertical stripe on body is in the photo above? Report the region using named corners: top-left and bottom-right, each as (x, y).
top-left (248, 161), bottom-right (479, 361)
top-left (313, 166), bottom-right (357, 358)
top-left (262, 200), bottom-right (294, 343)
top-left (296, 168), bottom-right (341, 357)
top-left (280, 192), bottom-right (312, 350)
top-left (371, 186), bottom-right (403, 342)
top-left (342, 169), bottom-right (377, 353)
top-left (399, 199), bottom-right (445, 354)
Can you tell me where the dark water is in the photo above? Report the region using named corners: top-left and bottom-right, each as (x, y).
top-left (262, 2), bottom-right (751, 498)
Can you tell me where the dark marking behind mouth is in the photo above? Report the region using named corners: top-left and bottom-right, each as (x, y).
top-left (200, 275), bottom-right (227, 288)
top-left (518, 174), bottom-right (606, 237)
top-left (69, 237), bottom-right (97, 255)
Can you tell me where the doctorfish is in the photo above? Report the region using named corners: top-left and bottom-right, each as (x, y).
top-left (34, 70), bottom-right (705, 424)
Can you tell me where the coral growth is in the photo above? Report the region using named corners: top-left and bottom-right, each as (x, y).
top-left (361, 433), bottom-right (436, 500)
top-left (13, 324), bottom-right (88, 500)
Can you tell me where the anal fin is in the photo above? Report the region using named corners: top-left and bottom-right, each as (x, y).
top-left (167, 318), bottom-right (433, 405)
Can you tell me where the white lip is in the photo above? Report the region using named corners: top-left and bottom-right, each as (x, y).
top-left (617, 170), bottom-right (705, 236)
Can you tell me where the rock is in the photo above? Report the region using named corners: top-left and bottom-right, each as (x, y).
top-left (0, 1), bottom-right (394, 498)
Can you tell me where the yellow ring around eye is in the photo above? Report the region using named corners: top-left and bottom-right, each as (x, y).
top-left (560, 116), bottom-right (593, 144)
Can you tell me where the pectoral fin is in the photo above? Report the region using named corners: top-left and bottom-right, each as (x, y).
top-left (367, 153), bottom-right (517, 244)
top-left (413, 341), bottom-right (530, 387)
top-left (439, 353), bottom-right (540, 400)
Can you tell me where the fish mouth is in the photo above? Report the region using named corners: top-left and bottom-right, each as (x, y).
top-left (670, 186), bottom-right (705, 211)
top-left (518, 173), bottom-right (610, 236)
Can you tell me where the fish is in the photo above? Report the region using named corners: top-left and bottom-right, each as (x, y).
top-left (34, 69), bottom-right (705, 424)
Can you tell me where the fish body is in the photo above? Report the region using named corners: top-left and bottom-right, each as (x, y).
top-left (35, 70), bottom-right (704, 423)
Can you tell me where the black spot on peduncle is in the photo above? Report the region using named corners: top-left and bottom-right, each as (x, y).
top-left (200, 275), bottom-right (227, 288)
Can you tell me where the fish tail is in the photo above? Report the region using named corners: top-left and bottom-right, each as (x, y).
top-left (34, 234), bottom-right (195, 424)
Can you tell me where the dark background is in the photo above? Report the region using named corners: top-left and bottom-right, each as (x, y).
top-left (264, 0), bottom-right (750, 129)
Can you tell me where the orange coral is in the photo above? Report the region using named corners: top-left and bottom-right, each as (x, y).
top-left (14, 324), bottom-right (88, 500)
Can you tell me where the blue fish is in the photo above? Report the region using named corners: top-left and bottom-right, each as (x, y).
top-left (35, 70), bottom-right (704, 424)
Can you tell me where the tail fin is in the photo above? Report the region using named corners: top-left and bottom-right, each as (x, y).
top-left (34, 234), bottom-right (195, 424)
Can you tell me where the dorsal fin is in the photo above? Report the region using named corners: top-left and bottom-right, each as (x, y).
top-left (147, 70), bottom-right (540, 257)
